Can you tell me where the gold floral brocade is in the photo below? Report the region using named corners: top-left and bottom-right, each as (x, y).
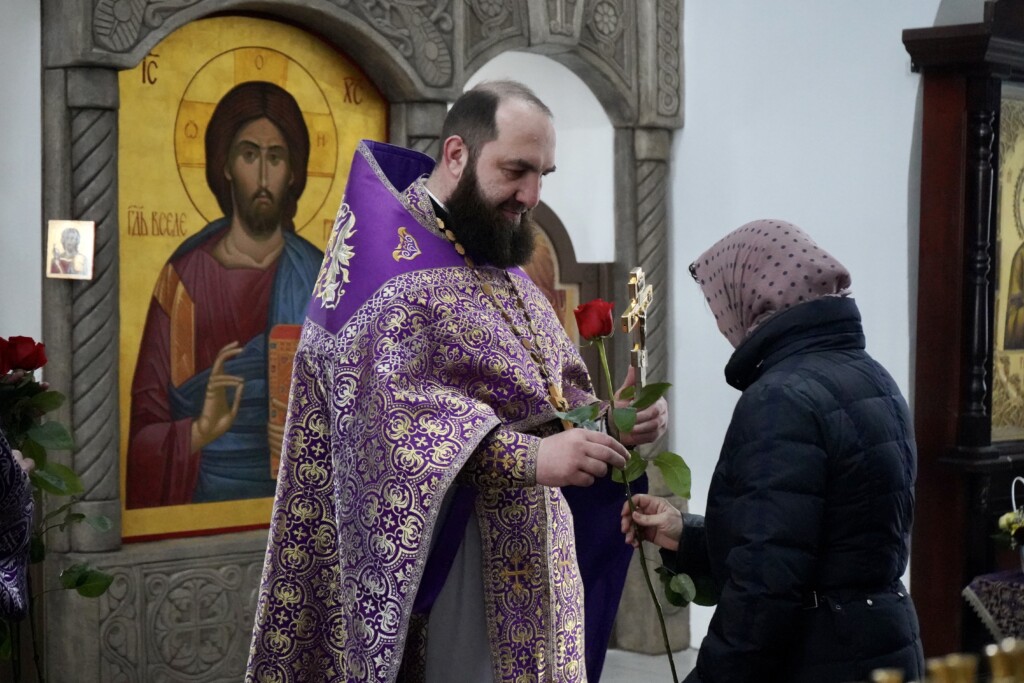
top-left (247, 260), bottom-right (596, 683)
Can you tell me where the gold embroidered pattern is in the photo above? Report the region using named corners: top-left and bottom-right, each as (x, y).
top-left (392, 227), bottom-right (421, 261)
top-left (249, 263), bottom-right (595, 683)
top-left (313, 202), bottom-right (357, 309)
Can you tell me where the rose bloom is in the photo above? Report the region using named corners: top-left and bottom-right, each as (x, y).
top-left (574, 298), bottom-right (615, 341)
top-left (5, 336), bottom-right (47, 372)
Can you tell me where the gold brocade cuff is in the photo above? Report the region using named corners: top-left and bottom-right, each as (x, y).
top-left (458, 427), bottom-right (541, 489)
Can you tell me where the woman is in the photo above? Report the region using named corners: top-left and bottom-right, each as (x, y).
top-left (624, 220), bottom-right (924, 682)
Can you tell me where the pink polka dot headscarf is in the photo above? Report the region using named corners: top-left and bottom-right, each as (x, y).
top-left (689, 219), bottom-right (852, 348)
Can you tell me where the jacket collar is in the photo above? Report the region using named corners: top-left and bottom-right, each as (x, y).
top-left (724, 296), bottom-right (865, 391)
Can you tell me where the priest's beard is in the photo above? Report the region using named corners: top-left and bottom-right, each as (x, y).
top-left (446, 163), bottom-right (537, 269)
top-left (233, 185), bottom-right (286, 238)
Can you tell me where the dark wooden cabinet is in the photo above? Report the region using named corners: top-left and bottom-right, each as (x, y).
top-left (904, 0), bottom-right (1024, 657)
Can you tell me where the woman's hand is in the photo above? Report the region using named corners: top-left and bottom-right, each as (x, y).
top-left (620, 493), bottom-right (683, 551)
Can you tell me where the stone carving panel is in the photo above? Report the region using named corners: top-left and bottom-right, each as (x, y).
top-left (92, 0), bottom-right (455, 87)
top-left (581, 0), bottom-right (634, 89)
top-left (98, 554), bottom-right (264, 682)
top-left (655, 0), bottom-right (682, 118)
top-left (465, 0), bottom-right (528, 64)
top-left (547, 0), bottom-right (582, 37)
top-left (93, 0), bottom-right (202, 52)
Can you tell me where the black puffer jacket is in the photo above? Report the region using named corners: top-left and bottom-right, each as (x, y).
top-left (675, 296), bottom-right (924, 683)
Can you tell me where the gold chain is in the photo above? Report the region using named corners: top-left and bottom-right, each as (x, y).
top-left (438, 218), bottom-right (571, 419)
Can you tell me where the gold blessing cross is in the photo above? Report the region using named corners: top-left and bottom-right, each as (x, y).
top-left (621, 267), bottom-right (653, 388)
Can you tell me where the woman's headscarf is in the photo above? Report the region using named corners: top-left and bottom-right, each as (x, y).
top-left (689, 219), bottom-right (852, 348)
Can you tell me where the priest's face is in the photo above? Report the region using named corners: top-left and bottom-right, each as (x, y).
top-left (447, 99), bottom-right (556, 268)
top-left (225, 117), bottom-right (294, 238)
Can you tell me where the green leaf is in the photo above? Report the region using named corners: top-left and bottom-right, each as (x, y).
top-left (653, 451), bottom-right (691, 500)
top-left (19, 438), bottom-right (46, 467)
top-left (59, 563), bottom-right (113, 597)
top-left (555, 404), bottom-right (601, 426)
top-left (41, 500), bottom-right (76, 524)
top-left (59, 512), bottom-right (86, 531)
top-left (29, 534), bottom-right (45, 564)
top-left (59, 563), bottom-right (88, 590)
top-left (86, 515), bottom-right (114, 532)
top-left (617, 385), bottom-right (636, 401)
top-left (669, 573), bottom-right (697, 603)
top-left (612, 407), bottom-right (637, 435)
top-left (26, 421), bottom-right (73, 451)
top-left (30, 462), bottom-right (84, 496)
top-left (631, 382), bottom-right (671, 410)
top-left (28, 390), bottom-right (65, 414)
top-left (31, 468), bottom-right (71, 495)
top-left (74, 568), bottom-right (114, 598)
top-left (611, 451), bottom-right (647, 484)
top-left (656, 566), bottom-right (696, 607)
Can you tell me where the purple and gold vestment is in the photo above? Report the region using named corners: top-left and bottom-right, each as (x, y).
top-left (247, 141), bottom-right (598, 682)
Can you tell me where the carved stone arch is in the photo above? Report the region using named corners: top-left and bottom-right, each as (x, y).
top-left (39, 0), bottom-right (684, 678)
top-left (50, 0), bottom-right (459, 101)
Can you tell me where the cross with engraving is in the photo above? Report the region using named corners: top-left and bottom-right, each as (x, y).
top-left (621, 267), bottom-right (653, 388)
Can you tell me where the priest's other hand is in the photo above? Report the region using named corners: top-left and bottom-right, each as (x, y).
top-left (620, 493), bottom-right (683, 551)
top-left (614, 366), bottom-right (668, 446)
top-left (191, 341), bottom-right (245, 453)
top-left (536, 429), bottom-right (629, 488)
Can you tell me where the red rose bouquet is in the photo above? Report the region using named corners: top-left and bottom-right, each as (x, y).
top-left (0, 335), bottom-right (112, 678)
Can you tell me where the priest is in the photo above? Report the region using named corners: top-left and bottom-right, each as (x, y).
top-left (248, 80), bottom-right (668, 683)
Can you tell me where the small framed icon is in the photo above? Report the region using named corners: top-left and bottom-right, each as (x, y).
top-left (46, 219), bottom-right (95, 281)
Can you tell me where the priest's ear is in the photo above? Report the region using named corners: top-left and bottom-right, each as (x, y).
top-left (440, 135), bottom-right (471, 181)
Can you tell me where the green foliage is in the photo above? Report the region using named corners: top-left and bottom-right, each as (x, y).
top-left (612, 406), bottom-right (637, 435)
top-left (26, 423), bottom-right (73, 452)
top-left (0, 352), bottom-right (113, 677)
top-left (631, 382), bottom-right (671, 411)
top-left (611, 451), bottom-right (647, 485)
top-left (555, 404), bottom-right (601, 426)
top-left (30, 463), bottom-right (83, 497)
top-left (653, 452), bottom-right (691, 500)
top-left (59, 564), bottom-right (114, 599)
top-left (655, 566), bottom-right (717, 608)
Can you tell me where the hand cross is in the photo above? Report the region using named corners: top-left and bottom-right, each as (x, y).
top-left (620, 267), bottom-right (653, 388)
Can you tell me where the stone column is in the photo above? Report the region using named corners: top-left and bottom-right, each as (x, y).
top-left (390, 101), bottom-right (448, 158)
top-left (41, 65), bottom-right (126, 681)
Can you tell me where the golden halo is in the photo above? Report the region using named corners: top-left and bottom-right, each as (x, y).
top-left (173, 46), bottom-right (338, 234)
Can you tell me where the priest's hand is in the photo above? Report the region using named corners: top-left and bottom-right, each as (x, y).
top-left (536, 429), bottom-right (629, 487)
top-left (191, 341), bottom-right (245, 453)
top-left (621, 493), bottom-right (682, 551)
top-left (615, 366), bottom-right (668, 446)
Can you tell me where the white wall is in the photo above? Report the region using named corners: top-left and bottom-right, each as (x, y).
top-left (0, 1), bottom-right (42, 340)
top-left (673, 0), bottom-right (952, 641)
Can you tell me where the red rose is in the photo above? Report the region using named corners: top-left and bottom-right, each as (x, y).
top-left (574, 299), bottom-right (615, 341)
top-left (6, 336), bottom-right (47, 372)
top-left (0, 337), bottom-right (9, 376)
